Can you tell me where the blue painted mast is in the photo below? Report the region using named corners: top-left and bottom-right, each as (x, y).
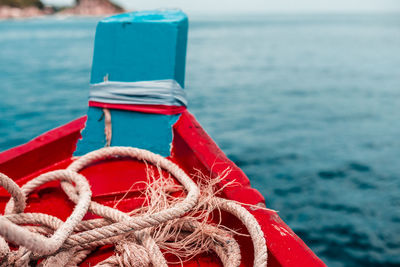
top-left (75, 10), bottom-right (188, 156)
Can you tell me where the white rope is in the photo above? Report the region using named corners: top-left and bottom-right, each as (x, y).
top-left (0, 146), bottom-right (268, 266)
top-left (1, 170), bottom-right (91, 255)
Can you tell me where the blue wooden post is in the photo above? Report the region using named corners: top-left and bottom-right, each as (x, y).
top-left (75, 10), bottom-right (188, 156)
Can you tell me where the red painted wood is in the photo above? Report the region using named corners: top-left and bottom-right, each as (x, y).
top-left (171, 111), bottom-right (325, 267)
top-left (89, 101), bottom-right (187, 115)
top-left (0, 113), bottom-right (325, 266)
top-left (0, 117), bottom-right (86, 180)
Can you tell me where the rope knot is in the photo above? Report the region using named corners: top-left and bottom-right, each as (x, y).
top-left (116, 239), bottom-right (151, 267)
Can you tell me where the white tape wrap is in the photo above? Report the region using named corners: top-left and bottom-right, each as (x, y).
top-left (89, 79), bottom-right (187, 107)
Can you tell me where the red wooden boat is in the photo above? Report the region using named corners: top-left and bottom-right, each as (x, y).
top-left (0, 10), bottom-right (325, 266)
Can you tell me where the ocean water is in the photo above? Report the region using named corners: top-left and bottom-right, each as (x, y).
top-left (0, 14), bottom-right (400, 266)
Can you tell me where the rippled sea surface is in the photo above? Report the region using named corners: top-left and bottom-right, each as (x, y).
top-left (1, 14), bottom-right (399, 266)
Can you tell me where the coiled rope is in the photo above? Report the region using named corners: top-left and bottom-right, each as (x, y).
top-left (0, 146), bottom-right (268, 266)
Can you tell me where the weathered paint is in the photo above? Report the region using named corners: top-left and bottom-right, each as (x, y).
top-left (75, 10), bottom-right (188, 156)
top-left (76, 107), bottom-right (179, 156)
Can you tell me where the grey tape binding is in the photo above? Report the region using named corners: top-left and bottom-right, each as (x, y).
top-left (89, 79), bottom-right (187, 107)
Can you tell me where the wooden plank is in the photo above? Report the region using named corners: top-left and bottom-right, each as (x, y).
top-left (75, 10), bottom-right (188, 156)
top-left (0, 116), bottom-right (86, 180)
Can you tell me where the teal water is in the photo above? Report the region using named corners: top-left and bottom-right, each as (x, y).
top-left (1, 14), bottom-right (400, 266)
